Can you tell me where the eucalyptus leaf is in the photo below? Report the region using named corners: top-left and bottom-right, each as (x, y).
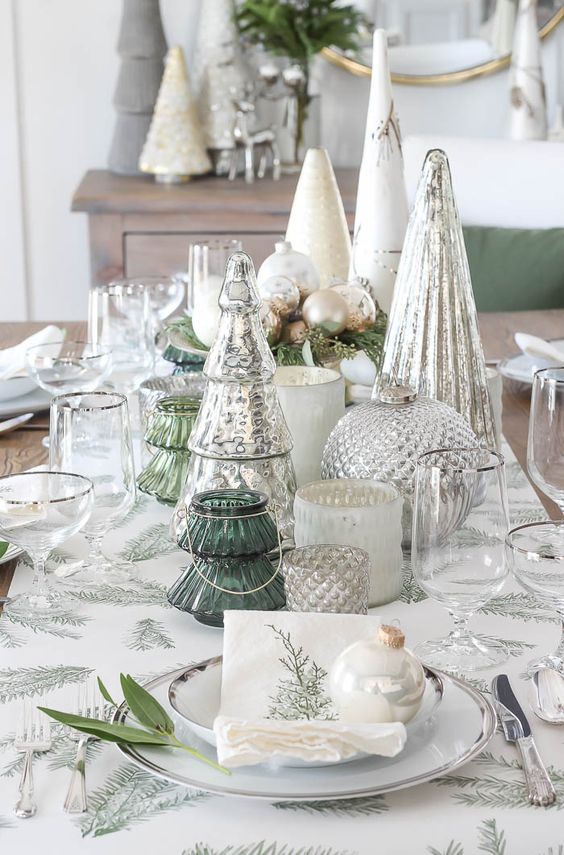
top-left (0, 542), bottom-right (9, 560)
top-left (120, 673), bottom-right (174, 735)
top-left (37, 708), bottom-right (170, 746)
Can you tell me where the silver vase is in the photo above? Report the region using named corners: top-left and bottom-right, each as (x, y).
top-left (376, 149), bottom-right (496, 448)
top-left (173, 252), bottom-right (297, 542)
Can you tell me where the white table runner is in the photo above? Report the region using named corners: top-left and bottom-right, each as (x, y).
top-left (0, 440), bottom-right (562, 854)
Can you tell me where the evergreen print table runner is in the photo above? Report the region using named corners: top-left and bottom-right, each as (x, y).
top-left (0, 441), bottom-right (562, 854)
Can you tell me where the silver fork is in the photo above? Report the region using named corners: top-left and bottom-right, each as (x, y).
top-left (64, 680), bottom-right (104, 814)
top-left (14, 697), bottom-right (52, 819)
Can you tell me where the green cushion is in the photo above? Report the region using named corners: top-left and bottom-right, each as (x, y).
top-left (462, 226), bottom-right (564, 312)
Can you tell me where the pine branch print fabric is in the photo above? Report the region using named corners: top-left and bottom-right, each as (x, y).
top-left (1, 438), bottom-right (564, 852)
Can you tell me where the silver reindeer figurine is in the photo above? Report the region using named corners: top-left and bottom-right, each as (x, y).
top-left (228, 98), bottom-right (281, 184)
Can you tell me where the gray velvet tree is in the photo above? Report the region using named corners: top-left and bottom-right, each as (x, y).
top-left (108, 0), bottom-right (167, 175)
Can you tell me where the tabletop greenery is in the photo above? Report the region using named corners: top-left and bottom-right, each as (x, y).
top-left (0, 542), bottom-right (9, 560)
top-left (39, 674), bottom-right (230, 776)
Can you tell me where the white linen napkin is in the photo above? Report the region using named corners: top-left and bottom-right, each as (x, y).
top-left (213, 610), bottom-right (407, 768)
top-left (0, 325), bottom-right (64, 380)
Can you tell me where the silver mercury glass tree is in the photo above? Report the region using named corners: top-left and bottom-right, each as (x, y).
top-left (173, 251), bottom-right (297, 542)
top-left (377, 149), bottom-right (496, 448)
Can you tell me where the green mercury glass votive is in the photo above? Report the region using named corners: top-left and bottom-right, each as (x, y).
top-left (168, 489), bottom-right (286, 627)
top-left (137, 396), bottom-right (200, 505)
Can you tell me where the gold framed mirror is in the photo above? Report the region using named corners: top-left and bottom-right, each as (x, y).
top-left (323, 3), bottom-right (564, 85)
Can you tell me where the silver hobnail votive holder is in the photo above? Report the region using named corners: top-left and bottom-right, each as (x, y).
top-left (282, 544), bottom-right (369, 614)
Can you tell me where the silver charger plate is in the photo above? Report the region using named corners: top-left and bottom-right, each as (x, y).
top-left (114, 663), bottom-right (496, 801)
top-left (498, 338), bottom-right (564, 386)
top-left (167, 656), bottom-right (444, 768)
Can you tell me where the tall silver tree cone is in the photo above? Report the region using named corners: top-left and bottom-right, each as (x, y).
top-left (509, 0), bottom-right (547, 141)
top-left (377, 149), bottom-right (496, 448)
top-left (348, 29), bottom-right (409, 314)
top-left (175, 251), bottom-right (297, 540)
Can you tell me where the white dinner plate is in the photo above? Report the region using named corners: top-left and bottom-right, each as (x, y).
top-left (114, 663), bottom-right (495, 801)
top-left (0, 387), bottom-right (51, 419)
top-left (167, 656), bottom-right (444, 768)
top-left (0, 376), bottom-right (37, 402)
top-left (498, 338), bottom-right (564, 386)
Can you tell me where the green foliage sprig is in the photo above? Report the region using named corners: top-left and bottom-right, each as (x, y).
top-left (0, 542), bottom-right (8, 560)
top-left (236, 0), bottom-right (365, 64)
top-left (39, 674), bottom-right (230, 776)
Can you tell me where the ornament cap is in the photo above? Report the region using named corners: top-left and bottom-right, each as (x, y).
top-left (275, 240), bottom-right (292, 254)
top-left (379, 385), bottom-right (417, 405)
top-left (378, 624), bottom-right (405, 649)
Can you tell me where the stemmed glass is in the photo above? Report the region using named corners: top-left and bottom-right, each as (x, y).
top-left (49, 392), bottom-right (136, 584)
top-left (506, 520), bottom-right (564, 672)
top-left (88, 282), bottom-right (155, 394)
top-left (25, 341), bottom-right (112, 395)
top-left (528, 367), bottom-right (564, 513)
top-left (0, 472), bottom-right (93, 619)
top-left (412, 448), bottom-right (510, 671)
top-left (108, 276), bottom-right (185, 355)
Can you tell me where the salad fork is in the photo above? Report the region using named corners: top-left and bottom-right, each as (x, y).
top-left (64, 680), bottom-right (104, 814)
top-left (14, 698), bottom-right (52, 818)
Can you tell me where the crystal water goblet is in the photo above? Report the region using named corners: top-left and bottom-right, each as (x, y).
top-left (528, 367), bottom-right (564, 513)
top-left (506, 520), bottom-right (564, 672)
top-left (0, 472), bottom-right (93, 620)
top-left (88, 282), bottom-right (155, 394)
top-left (49, 391), bottom-right (136, 584)
top-left (412, 448), bottom-right (510, 671)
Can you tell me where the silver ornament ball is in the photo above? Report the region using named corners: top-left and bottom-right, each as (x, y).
top-left (258, 275), bottom-right (300, 319)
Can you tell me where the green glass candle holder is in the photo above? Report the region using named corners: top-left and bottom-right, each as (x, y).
top-left (137, 396), bottom-right (200, 505)
top-left (168, 489), bottom-right (285, 627)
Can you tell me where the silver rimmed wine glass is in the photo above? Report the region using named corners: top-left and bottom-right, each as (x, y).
top-left (49, 391), bottom-right (136, 584)
top-left (506, 520), bottom-right (564, 672)
top-left (25, 340), bottom-right (112, 395)
top-left (528, 367), bottom-right (564, 513)
top-left (412, 448), bottom-right (510, 671)
top-left (0, 472), bottom-right (93, 620)
top-left (88, 282), bottom-right (155, 395)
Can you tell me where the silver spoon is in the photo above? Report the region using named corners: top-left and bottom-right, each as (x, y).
top-left (533, 668), bottom-right (564, 723)
top-left (0, 413), bottom-right (34, 435)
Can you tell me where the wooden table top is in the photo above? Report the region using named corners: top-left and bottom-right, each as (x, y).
top-left (1, 310), bottom-right (563, 597)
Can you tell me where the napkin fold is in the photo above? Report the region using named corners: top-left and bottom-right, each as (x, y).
top-left (213, 611), bottom-right (407, 769)
top-left (0, 325), bottom-right (64, 380)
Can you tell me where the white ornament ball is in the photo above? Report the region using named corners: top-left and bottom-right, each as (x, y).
top-left (302, 289), bottom-right (349, 337)
top-left (191, 294), bottom-right (221, 348)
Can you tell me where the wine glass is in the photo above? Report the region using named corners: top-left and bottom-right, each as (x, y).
top-left (187, 239), bottom-right (242, 313)
top-left (528, 367), bottom-right (564, 513)
top-left (0, 472), bottom-right (93, 620)
top-left (88, 282), bottom-right (155, 394)
top-left (506, 520), bottom-right (564, 672)
top-left (412, 448), bottom-right (510, 671)
top-left (25, 341), bottom-right (112, 394)
top-left (49, 392), bottom-right (136, 584)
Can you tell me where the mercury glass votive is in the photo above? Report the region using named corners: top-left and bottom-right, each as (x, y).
top-left (294, 479), bottom-right (403, 607)
top-left (282, 544), bottom-right (369, 614)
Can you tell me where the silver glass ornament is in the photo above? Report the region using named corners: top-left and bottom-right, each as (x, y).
top-left (321, 385), bottom-right (478, 545)
top-left (174, 251), bottom-right (297, 541)
top-left (377, 149), bottom-right (496, 448)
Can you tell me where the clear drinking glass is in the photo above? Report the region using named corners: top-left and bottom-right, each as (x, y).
top-left (49, 392), bottom-right (136, 584)
top-left (506, 520), bottom-right (564, 672)
top-left (25, 340), bottom-right (112, 394)
top-left (0, 472), bottom-right (93, 619)
top-left (187, 239), bottom-right (242, 313)
top-left (412, 448), bottom-right (510, 671)
top-left (88, 282), bottom-right (155, 394)
top-left (528, 367), bottom-right (564, 512)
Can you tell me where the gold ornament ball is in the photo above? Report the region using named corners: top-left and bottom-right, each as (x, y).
top-left (282, 320), bottom-right (308, 345)
top-left (302, 289), bottom-right (349, 337)
top-left (259, 301), bottom-right (283, 346)
top-left (258, 275), bottom-right (300, 319)
top-left (331, 284), bottom-right (377, 333)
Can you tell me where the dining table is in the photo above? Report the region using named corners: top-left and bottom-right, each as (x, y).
top-left (0, 309), bottom-right (563, 854)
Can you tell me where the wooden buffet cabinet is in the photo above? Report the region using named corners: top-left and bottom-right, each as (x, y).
top-left (72, 168), bottom-right (358, 286)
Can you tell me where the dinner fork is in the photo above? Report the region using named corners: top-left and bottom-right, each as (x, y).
top-left (64, 680), bottom-right (104, 814)
top-left (14, 697), bottom-right (52, 818)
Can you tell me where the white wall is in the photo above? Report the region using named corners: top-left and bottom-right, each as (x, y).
top-left (1, 0), bottom-right (563, 322)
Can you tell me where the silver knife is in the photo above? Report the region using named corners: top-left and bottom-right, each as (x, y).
top-left (491, 674), bottom-right (556, 806)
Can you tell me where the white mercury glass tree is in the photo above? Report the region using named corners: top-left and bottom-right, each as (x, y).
top-left (173, 252), bottom-right (297, 542)
top-left (377, 149), bottom-right (496, 448)
top-left (509, 0), bottom-right (547, 141)
top-left (348, 29), bottom-right (409, 314)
